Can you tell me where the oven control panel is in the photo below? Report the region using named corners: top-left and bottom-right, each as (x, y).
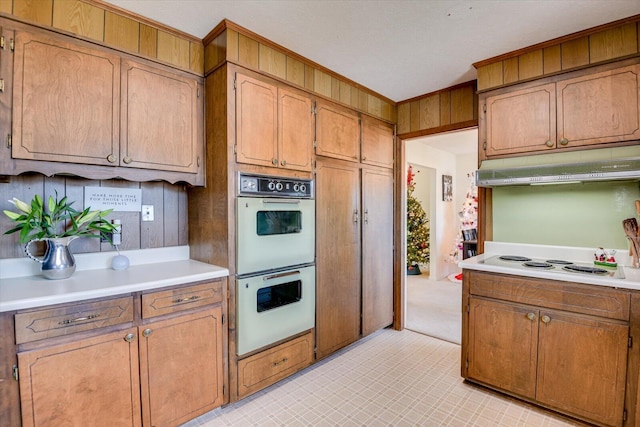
top-left (239, 173), bottom-right (313, 198)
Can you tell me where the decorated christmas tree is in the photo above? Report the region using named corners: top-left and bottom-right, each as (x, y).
top-left (407, 165), bottom-right (430, 274)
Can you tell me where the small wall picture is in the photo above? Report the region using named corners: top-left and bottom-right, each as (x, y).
top-left (442, 175), bottom-right (453, 201)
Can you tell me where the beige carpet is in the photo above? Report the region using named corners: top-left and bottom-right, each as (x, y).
top-left (405, 274), bottom-right (462, 344)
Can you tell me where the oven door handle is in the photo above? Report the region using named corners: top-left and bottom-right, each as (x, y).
top-left (263, 270), bottom-right (300, 281)
top-left (262, 199), bottom-right (301, 205)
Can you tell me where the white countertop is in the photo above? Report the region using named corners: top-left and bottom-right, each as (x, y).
top-left (0, 246), bottom-right (229, 312)
top-left (458, 241), bottom-right (640, 291)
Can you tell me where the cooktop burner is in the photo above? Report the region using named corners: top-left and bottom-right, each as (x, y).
top-left (562, 265), bottom-right (609, 275)
top-left (499, 255), bottom-right (532, 262)
top-left (523, 261), bottom-right (554, 269)
top-left (545, 259), bottom-right (574, 265)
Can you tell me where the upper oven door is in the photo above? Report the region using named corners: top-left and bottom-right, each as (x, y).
top-left (236, 197), bottom-right (315, 275)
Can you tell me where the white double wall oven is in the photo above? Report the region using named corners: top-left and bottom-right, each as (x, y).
top-left (235, 173), bottom-right (316, 356)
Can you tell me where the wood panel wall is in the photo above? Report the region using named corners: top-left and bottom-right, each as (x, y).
top-left (475, 15), bottom-right (640, 91)
top-left (396, 80), bottom-right (477, 138)
top-left (0, 0), bottom-right (204, 75)
top-left (203, 20), bottom-right (396, 123)
top-left (0, 174), bottom-right (188, 258)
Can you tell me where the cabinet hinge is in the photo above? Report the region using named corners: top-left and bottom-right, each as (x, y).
top-left (233, 145), bottom-right (237, 155)
top-left (9, 38), bottom-right (14, 52)
top-left (12, 365), bottom-right (18, 381)
top-left (197, 156), bottom-right (201, 168)
top-left (223, 384), bottom-right (226, 395)
top-left (197, 87), bottom-right (200, 98)
top-left (465, 359), bottom-right (469, 369)
top-left (0, 79), bottom-right (4, 93)
top-left (233, 77), bottom-right (236, 91)
top-left (629, 336), bottom-right (633, 348)
top-left (313, 140), bottom-right (317, 149)
top-left (623, 409), bottom-right (627, 422)
top-left (6, 134), bottom-right (11, 149)
top-left (482, 104), bottom-right (486, 113)
top-left (467, 304), bottom-right (470, 313)
top-left (482, 141), bottom-right (487, 150)
top-left (311, 103), bottom-right (316, 115)
top-left (0, 36), bottom-right (4, 50)
top-left (222, 314), bottom-right (225, 325)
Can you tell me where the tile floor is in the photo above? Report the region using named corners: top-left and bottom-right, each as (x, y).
top-left (183, 329), bottom-right (584, 426)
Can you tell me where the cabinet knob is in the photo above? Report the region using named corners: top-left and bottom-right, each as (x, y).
top-left (123, 156), bottom-right (133, 164)
top-left (559, 138), bottom-right (569, 146)
top-left (364, 209), bottom-right (369, 224)
top-left (107, 154), bottom-right (116, 163)
top-left (526, 312), bottom-right (535, 321)
top-left (272, 158), bottom-right (278, 165)
top-left (541, 315), bottom-right (551, 324)
top-left (124, 333), bottom-right (135, 342)
top-left (353, 209), bottom-right (359, 224)
top-left (545, 140), bottom-right (553, 147)
top-left (281, 160), bottom-right (287, 166)
top-left (142, 328), bottom-right (152, 338)
top-left (362, 156), bottom-right (367, 161)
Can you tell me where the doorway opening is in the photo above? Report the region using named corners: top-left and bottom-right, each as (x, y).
top-left (403, 128), bottom-right (477, 344)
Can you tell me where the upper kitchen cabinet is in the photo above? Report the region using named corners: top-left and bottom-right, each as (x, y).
top-left (121, 60), bottom-right (201, 175)
top-left (1, 20), bottom-right (205, 185)
top-left (480, 60), bottom-right (640, 160)
top-left (12, 30), bottom-right (121, 167)
top-left (315, 100), bottom-right (360, 162)
top-left (483, 83), bottom-right (557, 157)
top-left (235, 72), bottom-right (313, 172)
top-left (361, 116), bottom-right (394, 169)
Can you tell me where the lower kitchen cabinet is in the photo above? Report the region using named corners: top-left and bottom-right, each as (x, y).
top-left (13, 278), bottom-right (226, 427)
top-left (18, 328), bottom-right (142, 427)
top-left (139, 307), bottom-right (224, 427)
top-left (464, 271), bottom-right (631, 427)
top-left (236, 330), bottom-right (314, 399)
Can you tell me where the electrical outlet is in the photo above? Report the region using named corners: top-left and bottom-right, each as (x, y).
top-left (141, 205), bottom-right (154, 221)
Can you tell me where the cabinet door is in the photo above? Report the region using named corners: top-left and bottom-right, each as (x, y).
top-left (361, 117), bottom-right (394, 169)
top-left (18, 328), bottom-right (141, 427)
top-left (139, 307), bottom-right (224, 427)
top-left (12, 31), bottom-right (120, 166)
top-left (467, 298), bottom-right (538, 399)
top-left (235, 73), bottom-right (278, 167)
top-left (484, 83), bottom-right (556, 157)
top-left (121, 60), bottom-right (201, 173)
top-left (315, 100), bottom-right (360, 162)
top-left (278, 86), bottom-right (313, 171)
top-left (536, 310), bottom-right (628, 427)
top-left (557, 64), bottom-right (640, 148)
top-left (315, 158), bottom-right (361, 359)
top-left (361, 167), bottom-right (394, 336)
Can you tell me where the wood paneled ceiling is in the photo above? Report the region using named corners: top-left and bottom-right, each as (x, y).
top-left (102, 0), bottom-right (640, 102)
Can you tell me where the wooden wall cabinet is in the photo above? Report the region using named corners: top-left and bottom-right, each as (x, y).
top-left (361, 116), bottom-right (395, 169)
top-left (315, 157), bottom-right (394, 358)
top-left (481, 61), bottom-right (640, 159)
top-left (315, 100), bottom-right (361, 162)
top-left (235, 72), bottom-right (313, 172)
top-left (463, 271), bottom-right (631, 427)
top-left (13, 279), bottom-right (226, 427)
top-left (2, 19), bottom-right (205, 185)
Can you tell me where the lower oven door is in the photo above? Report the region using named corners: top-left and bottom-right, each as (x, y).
top-left (236, 265), bottom-right (315, 356)
top-left (236, 197), bottom-right (315, 275)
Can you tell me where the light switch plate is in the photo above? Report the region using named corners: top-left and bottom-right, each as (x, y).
top-left (141, 205), bottom-right (154, 221)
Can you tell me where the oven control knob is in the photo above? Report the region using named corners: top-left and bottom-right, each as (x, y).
top-left (299, 184), bottom-right (306, 193)
top-left (267, 181), bottom-right (276, 191)
top-left (293, 183), bottom-right (300, 192)
top-left (275, 182), bottom-right (283, 191)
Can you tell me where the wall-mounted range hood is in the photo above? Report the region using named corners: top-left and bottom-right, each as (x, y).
top-left (476, 146), bottom-right (640, 187)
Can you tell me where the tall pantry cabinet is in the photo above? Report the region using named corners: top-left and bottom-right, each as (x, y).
top-left (315, 102), bottom-right (395, 359)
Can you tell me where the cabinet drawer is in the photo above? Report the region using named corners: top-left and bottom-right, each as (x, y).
top-left (237, 330), bottom-right (314, 398)
top-left (142, 280), bottom-right (222, 319)
top-left (15, 296), bottom-right (134, 344)
top-left (468, 271), bottom-right (630, 321)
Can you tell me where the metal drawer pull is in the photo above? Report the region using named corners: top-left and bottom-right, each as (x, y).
top-left (264, 270), bottom-right (300, 281)
top-left (59, 314), bottom-right (100, 325)
top-left (541, 315), bottom-right (551, 324)
top-left (172, 295), bottom-right (201, 304)
top-left (124, 333), bottom-right (135, 342)
top-left (272, 357), bottom-right (288, 367)
top-left (142, 328), bottom-right (152, 338)
top-left (353, 209), bottom-right (359, 224)
top-left (262, 199), bottom-right (300, 205)
top-left (526, 313), bottom-right (535, 321)
top-left (364, 209), bottom-right (369, 224)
